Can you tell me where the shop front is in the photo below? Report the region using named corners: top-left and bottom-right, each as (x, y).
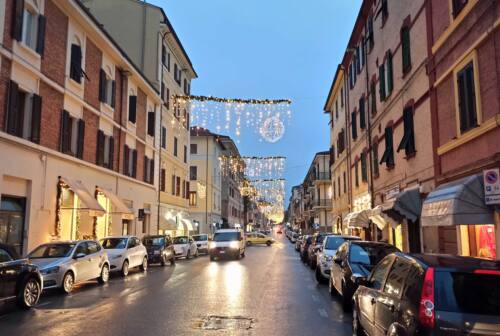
top-left (343, 209), bottom-right (372, 240)
top-left (160, 206), bottom-right (192, 237)
top-left (421, 174), bottom-right (497, 260)
top-left (96, 187), bottom-right (135, 238)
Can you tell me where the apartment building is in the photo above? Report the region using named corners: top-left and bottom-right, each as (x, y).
top-left (0, 0), bottom-right (164, 254)
top-left (83, 0), bottom-right (197, 236)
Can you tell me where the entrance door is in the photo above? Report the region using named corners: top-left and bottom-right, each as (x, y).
top-left (0, 197), bottom-right (26, 255)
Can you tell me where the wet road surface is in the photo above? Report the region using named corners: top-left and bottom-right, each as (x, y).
top-left (0, 234), bottom-right (352, 335)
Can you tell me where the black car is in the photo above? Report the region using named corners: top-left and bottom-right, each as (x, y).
top-left (329, 241), bottom-right (400, 311)
top-left (352, 253), bottom-right (500, 336)
top-left (300, 235), bottom-right (313, 263)
top-left (142, 235), bottom-right (175, 266)
top-left (0, 243), bottom-right (42, 309)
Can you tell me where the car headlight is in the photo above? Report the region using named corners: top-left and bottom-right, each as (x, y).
top-left (153, 250), bottom-right (160, 255)
top-left (229, 241), bottom-right (239, 249)
top-left (112, 254), bottom-right (123, 260)
top-left (41, 266), bottom-right (60, 275)
top-left (209, 242), bottom-right (216, 249)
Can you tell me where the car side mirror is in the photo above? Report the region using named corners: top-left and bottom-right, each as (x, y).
top-left (74, 253), bottom-right (86, 259)
top-left (351, 273), bottom-right (369, 287)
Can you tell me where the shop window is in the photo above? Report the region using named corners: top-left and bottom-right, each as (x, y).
top-left (190, 166), bottom-right (197, 180)
top-left (189, 192), bottom-right (197, 206)
top-left (5, 81), bottom-right (41, 143)
top-left (0, 196), bottom-right (26, 255)
top-left (456, 61), bottom-right (478, 134)
top-left (96, 130), bottom-right (114, 169)
top-left (60, 110), bottom-right (85, 159)
top-left (397, 106), bottom-right (416, 157)
top-left (380, 127), bottom-right (395, 168)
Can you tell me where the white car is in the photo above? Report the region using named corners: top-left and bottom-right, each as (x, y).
top-left (191, 234), bottom-right (209, 254)
top-left (100, 236), bottom-right (148, 276)
top-left (172, 236), bottom-right (198, 259)
top-left (208, 229), bottom-right (245, 261)
top-left (316, 235), bottom-right (361, 283)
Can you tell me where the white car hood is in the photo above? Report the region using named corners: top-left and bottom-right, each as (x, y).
top-left (323, 249), bottom-right (337, 257)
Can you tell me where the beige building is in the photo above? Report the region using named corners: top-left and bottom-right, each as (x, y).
top-left (83, 0), bottom-right (197, 237)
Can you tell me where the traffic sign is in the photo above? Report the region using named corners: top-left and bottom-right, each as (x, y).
top-left (483, 168), bottom-right (500, 205)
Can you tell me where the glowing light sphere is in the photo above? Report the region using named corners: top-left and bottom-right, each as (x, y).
top-left (259, 116), bottom-right (285, 143)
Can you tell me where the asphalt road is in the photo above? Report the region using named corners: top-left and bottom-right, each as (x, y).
top-left (0, 234), bottom-right (352, 336)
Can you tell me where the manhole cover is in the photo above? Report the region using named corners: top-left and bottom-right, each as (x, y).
top-left (192, 316), bottom-right (254, 331)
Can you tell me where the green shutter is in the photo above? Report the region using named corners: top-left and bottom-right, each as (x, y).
top-left (401, 27), bottom-right (411, 73)
top-left (387, 51), bottom-right (393, 94)
top-left (379, 64), bottom-right (386, 101)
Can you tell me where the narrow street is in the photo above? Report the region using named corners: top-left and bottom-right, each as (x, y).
top-left (0, 234), bottom-right (352, 336)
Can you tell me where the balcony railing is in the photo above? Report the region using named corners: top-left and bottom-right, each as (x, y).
top-left (313, 199), bottom-right (332, 207)
top-left (315, 172), bottom-right (331, 181)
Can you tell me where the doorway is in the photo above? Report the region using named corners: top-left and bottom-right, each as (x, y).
top-left (0, 196), bottom-right (26, 255)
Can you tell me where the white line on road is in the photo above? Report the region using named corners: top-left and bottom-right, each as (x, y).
top-left (318, 308), bottom-right (328, 318)
top-left (311, 294), bottom-right (319, 302)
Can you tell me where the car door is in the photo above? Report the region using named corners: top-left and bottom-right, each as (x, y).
top-left (256, 233), bottom-right (266, 244)
top-left (132, 237), bottom-right (142, 267)
top-left (374, 257), bottom-right (412, 336)
top-left (357, 255), bottom-right (394, 336)
top-left (332, 243), bottom-right (347, 294)
top-left (86, 241), bottom-right (103, 279)
top-left (127, 237), bottom-right (137, 266)
top-left (0, 248), bottom-right (17, 298)
top-left (72, 242), bottom-right (90, 282)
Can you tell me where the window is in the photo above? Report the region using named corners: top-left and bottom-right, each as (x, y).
top-left (160, 169), bottom-right (166, 192)
top-left (340, 87), bottom-right (344, 107)
top-left (452, 0), bottom-right (468, 18)
top-left (354, 160), bottom-right (359, 187)
top-left (337, 176), bottom-right (341, 198)
top-left (123, 145), bottom-right (137, 177)
top-left (60, 110), bottom-right (84, 159)
top-left (5, 81), bottom-right (41, 143)
top-left (369, 256), bottom-right (392, 290)
top-left (99, 69), bottom-right (115, 107)
top-left (456, 61), bottom-right (478, 133)
top-left (96, 130), bottom-right (114, 169)
top-left (161, 127), bottom-right (167, 149)
top-left (190, 143), bottom-right (197, 154)
top-left (147, 111), bottom-right (155, 137)
top-left (176, 176), bottom-right (181, 196)
top-left (162, 44), bottom-right (170, 69)
top-left (379, 63), bottom-right (386, 101)
top-left (397, 106), bottom-right (416, 156)
top-left (171, 175), bottom-right (176, 195)
top-left (343, 171), bottom-right (347, 193)
top-left (381, 0), bottom-right (388, 22)
top-left (401, 25), bottom-right (411, 74)
top-left (128, 95), bottom-right (137, 123)
top-left (69, 44), bottom-right (83, 83)
top-left (161, 82), bottom-right (165, 101)
top-left (361, 152), bottom-right (367, 182)
top-left (379, 51), bottom-right (393, 101)
top-left (165, 88), bottom-right (170, 109)
top-left (329, 145), bottom-right (335, 165)
top-left (21, 8), bottom-right (38, 50)
top-left (173, 137), bottom-right (178, 156)
top-left (359, 97), bottom-right (366, 129)
top-left (144, 156), bottom-right (154, 184)
top-left (190, 166), bottom-right (197, 180)
top-left (383, 259), bottom-right (411, 297)
top-left (367, 16), bottom-right (374, 50)
top-left (174, 64), bottom-right (182, 85)
top-left (372, 140), bottom-right (379, 177)
top-left (351, 111), bottom-right (357, 140)
top-left (380, 127), bottom-right (395, 168)
top-left (183, 79), bottom-right (190, 95)
top-left (338, 129), bottom-right (345, 155)
top-left (335, 100), bottom-right (339, 120)
top-left (371, 81), bottom-right (377, 115)
top-left (183, 145), bottom-right (187, 163)
top-left (189, 192), bottom-right (197, 206)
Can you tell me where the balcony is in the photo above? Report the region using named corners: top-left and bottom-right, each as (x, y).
top-left (313, 172), bottom-right (331, 184)
top-left (312, 199), bottom-right (332, 209)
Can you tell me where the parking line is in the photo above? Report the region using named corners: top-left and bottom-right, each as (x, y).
top-left (318, 308), bottom-right (328, 318)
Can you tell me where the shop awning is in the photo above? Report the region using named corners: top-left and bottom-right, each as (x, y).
top-left (421, 174), bottom-right (494, 227)
top-left (369, 206), bottom-right (399, 230)
top-left (96, 187), bottom-right (134, 220)
top-left (382, 188), bottom-right (422, 223)
top-left (59, 177), bottom-right (105, 217)
top-left (343, 210), bottom-right (371, 228)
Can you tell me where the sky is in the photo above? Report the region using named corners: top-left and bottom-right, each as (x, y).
top-left (150, 0), bottom-right (362, 204)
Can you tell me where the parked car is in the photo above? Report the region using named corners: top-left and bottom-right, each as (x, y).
top-left (352, 253), bottom-right (500, 336)
top-left (295, 235), bottom-right (303, 251)
top-left (246, 232), bottom-right (275, 246)
top-left (142, 235), bottom-right (175, 266)
top-left (300, 235), bottom-right (313, 263)
top-left (290, 232), bottom-right (299, 243)
top-left (0, 243), bottom-right (42, 309)
top-left (191, 234), bottom-right (209, 254)
top-left (28, 240), bottom-right (110, 294)
top-left (307, 233), bottom-right (331, 269)
top-left (209, 229), bottom-right (245, 261)
top-left (329, 241), bottom-right (400, 311)
top-left (172, 236), bottom-right (198, 259)
top-left (100, 236), bottom-right (148, 276)
top-left (315, 235), bottom-right (361, 284)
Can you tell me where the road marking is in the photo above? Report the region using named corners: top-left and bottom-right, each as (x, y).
top-left (318, 308), bottom-right (328, 318)
top-left (311, 294), bottom-right (319, 302)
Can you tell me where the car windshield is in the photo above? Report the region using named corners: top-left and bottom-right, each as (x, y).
top-left (436, 271), bottom-right (500, 315)
top-left (143, 237), bottom-right (165, 246)
top-left (100, 238), bottom-right (128, 249)
top-left (173, 236), bottom-right (188, 244)
top-left (349, 244), bottom-right (399, 265)
top-left (325, 237), bottom-right (346, 250)
top-left (192, 235), bottom-right (208, 242)
top-left (213, 232), bottom-right (240, 242)
top-left (29, 244), bottom-right (75, 259)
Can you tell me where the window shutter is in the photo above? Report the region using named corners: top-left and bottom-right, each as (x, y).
top-left (6, 80), bottom-right (19, 135)
top-left (160, 169), bottom-right (166, 192)
top-left (143, 156), bottom-right (148, 182)
top-left (60, 110), bottom-right (71, 153)
top-left (372, 142), bottom-right (379, 176)
top-left (132, 149), bottom-right (137, 178)
top-left (111, 80), bottom-right (116, 108)
top-left (36, 15), bottom-right (46, 56)
top-left (355, 160), bottom-right (359, 187)
top-left (166, 88), bottom-right (170, 109)
top-left (387, 51), bottom-right (393, 94)
top-left (147, 112), bottom-right (155, 137)
top-left (31, 94), bottom-right (42, 143)
top-left (108, 136), bottom-right (114, 170)
top-left (128, 96), bottom-right (137, 123)
top-left (401, 26), bottom-right (411, 73)
top-left (186, 181), bottom-right (190, 199)
top-left (11, 0), bottom-right (24, 41)
top-left (123, 145), bottom-right (129, 175)
top-left (361, 152), bottom-right (367, 182)
top-left (99, 69), bottom-right (106, 102)
top-left (96, 130), bottom-right (105, 165)
top-left (465, 65), bottom-right (477, 128)
top-left (150, 159), bottom-right (155, 185)
top-left (70, 44), bottom-right (82, 83)
top-left (351, 111), bottom-right (357, 140)
top-left (172, 175), bottom-right (176, 194)
top-left (76, 119), bottom-right (85, 159)
top-left (379, 64), bottom-right (386, 101)
top-left (371, 81), bottom-right (377, 115)
top-left (359, 98), bottom-right (366, 129)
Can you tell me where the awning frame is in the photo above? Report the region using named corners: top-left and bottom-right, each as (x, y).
top-left (59, 177), bottom-right (105, 217)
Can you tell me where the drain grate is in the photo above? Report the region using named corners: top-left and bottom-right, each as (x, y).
top-left (192, 315), bottom-right (254, 331)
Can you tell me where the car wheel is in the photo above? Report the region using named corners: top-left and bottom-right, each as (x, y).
top-left (352, 307), bottom-right (364, 336)
top-left (170, 256), bottom-right (176, 265)
top-left (315, 268), bottom-right (325, 284)
top-left (18, 277), bottom-right (41, 309)
top-left (62, 271), bottom-right (74, 294)
top-left (266, 241), bottom-right (271, 246)
top-left (160, 254), bottom-right (166, 266)
top-left (121, 260), bottom-right (129, 277)
top-left (341, 282), bottom-right (351, 312)
top-left (186, 249), bottom-right (191, 259)
top-left (328, 277), bottom-right (336, 297)
top-left (98, 264), bottom-right (110, 284)
top-left (140, 257), bottom-right (148, 272)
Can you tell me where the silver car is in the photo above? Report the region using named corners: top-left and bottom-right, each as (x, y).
top-left (100, 236), bottom-right (148, 276)
top-left (28, 240), bottom-right (110, 294)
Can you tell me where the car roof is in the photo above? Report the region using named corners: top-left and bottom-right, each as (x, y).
top-left (404, 253), bottom-right (500, 271)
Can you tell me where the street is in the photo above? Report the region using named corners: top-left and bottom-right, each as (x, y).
top-left (0, 234), bottom-right (352, 336)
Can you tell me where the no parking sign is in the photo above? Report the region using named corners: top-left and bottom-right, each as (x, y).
top-left (483, 168), bottom-right (500, 205)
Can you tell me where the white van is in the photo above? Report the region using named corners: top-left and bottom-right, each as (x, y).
top-left (208, 229), bottom-right (245, 261)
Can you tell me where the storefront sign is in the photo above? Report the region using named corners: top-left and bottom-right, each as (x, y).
top-left (483, 168), bottom-right (500, 205)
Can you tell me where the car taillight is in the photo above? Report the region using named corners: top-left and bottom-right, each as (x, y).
top-left (419, 267), bottom-right (435, 329)
top-left (474, 269), bottom-right (500, 275)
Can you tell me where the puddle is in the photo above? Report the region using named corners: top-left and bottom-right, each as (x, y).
top-left (192, 315), bottom-right (254, 331)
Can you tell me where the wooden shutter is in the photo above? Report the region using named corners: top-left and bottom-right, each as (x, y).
top-left (96, 130), bottom-right (105, 165)
top-left (373, 142), bottom-right (379, 176)
top-left (128, 96), bottom-right (137, 123)
top-left (387, 51), bottom-right (393, 93)
top-left (176, 176), bottom-right (181, 196)
top-left (401, 26), bottom-right (411, 73)
top-left (11, 0), bottom-right (24, 41)
top-left (355, 160), bottom-right (359, 187)
top-left (465, 64), bottom-right (477, 128)
top-left (166, 88), bottom-right (170, 109)
top-left (160, 169), bottom-right (166, 192)
top-left (70, 44), bottom-right (82, 83)
top-left (379, 64), bottom-right (386, 101)
top-left (380, 127), bottom-right (394, 167)
top-left (31, 94), bottom-right (42, 143)
top-left (371, 81), bottom-right (377, 115)
top-left (76, 119), bottom-right (85, 159)
top-left (60, 110), bottom-right (71, 153)
top-left (108, 136), bottom-right (114, 170)
top-left (171, 175), bottom-right (176, 194)
top-left (99, 69), bottom-right (106, 102)
top-left (110, 80), bottom-right (116, 108)
top-left (351, 111), bottom-right (357, 140)
top-left (147, 112), bottom-right (155, 137)
top-left (359, 97), bottom-right (366, 129)
top-left (132, 149), bottom-right (137, 178)
top-left (36, 15), bottom-right (46, 56)
top-left (123, 145), bottom-right (129, 175)
top-left (150, 159), bottom-right (154, 185)
top-left (397, 107), bottom-right (416, 155)
top-left (457, 69), bottom-right (468, 132)
top-left (143, 156), bottom-right (149, 182)
top-left (361, 152), bottom-right (367, 181)
top-left (6, 80), bottom-right (19, 135)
